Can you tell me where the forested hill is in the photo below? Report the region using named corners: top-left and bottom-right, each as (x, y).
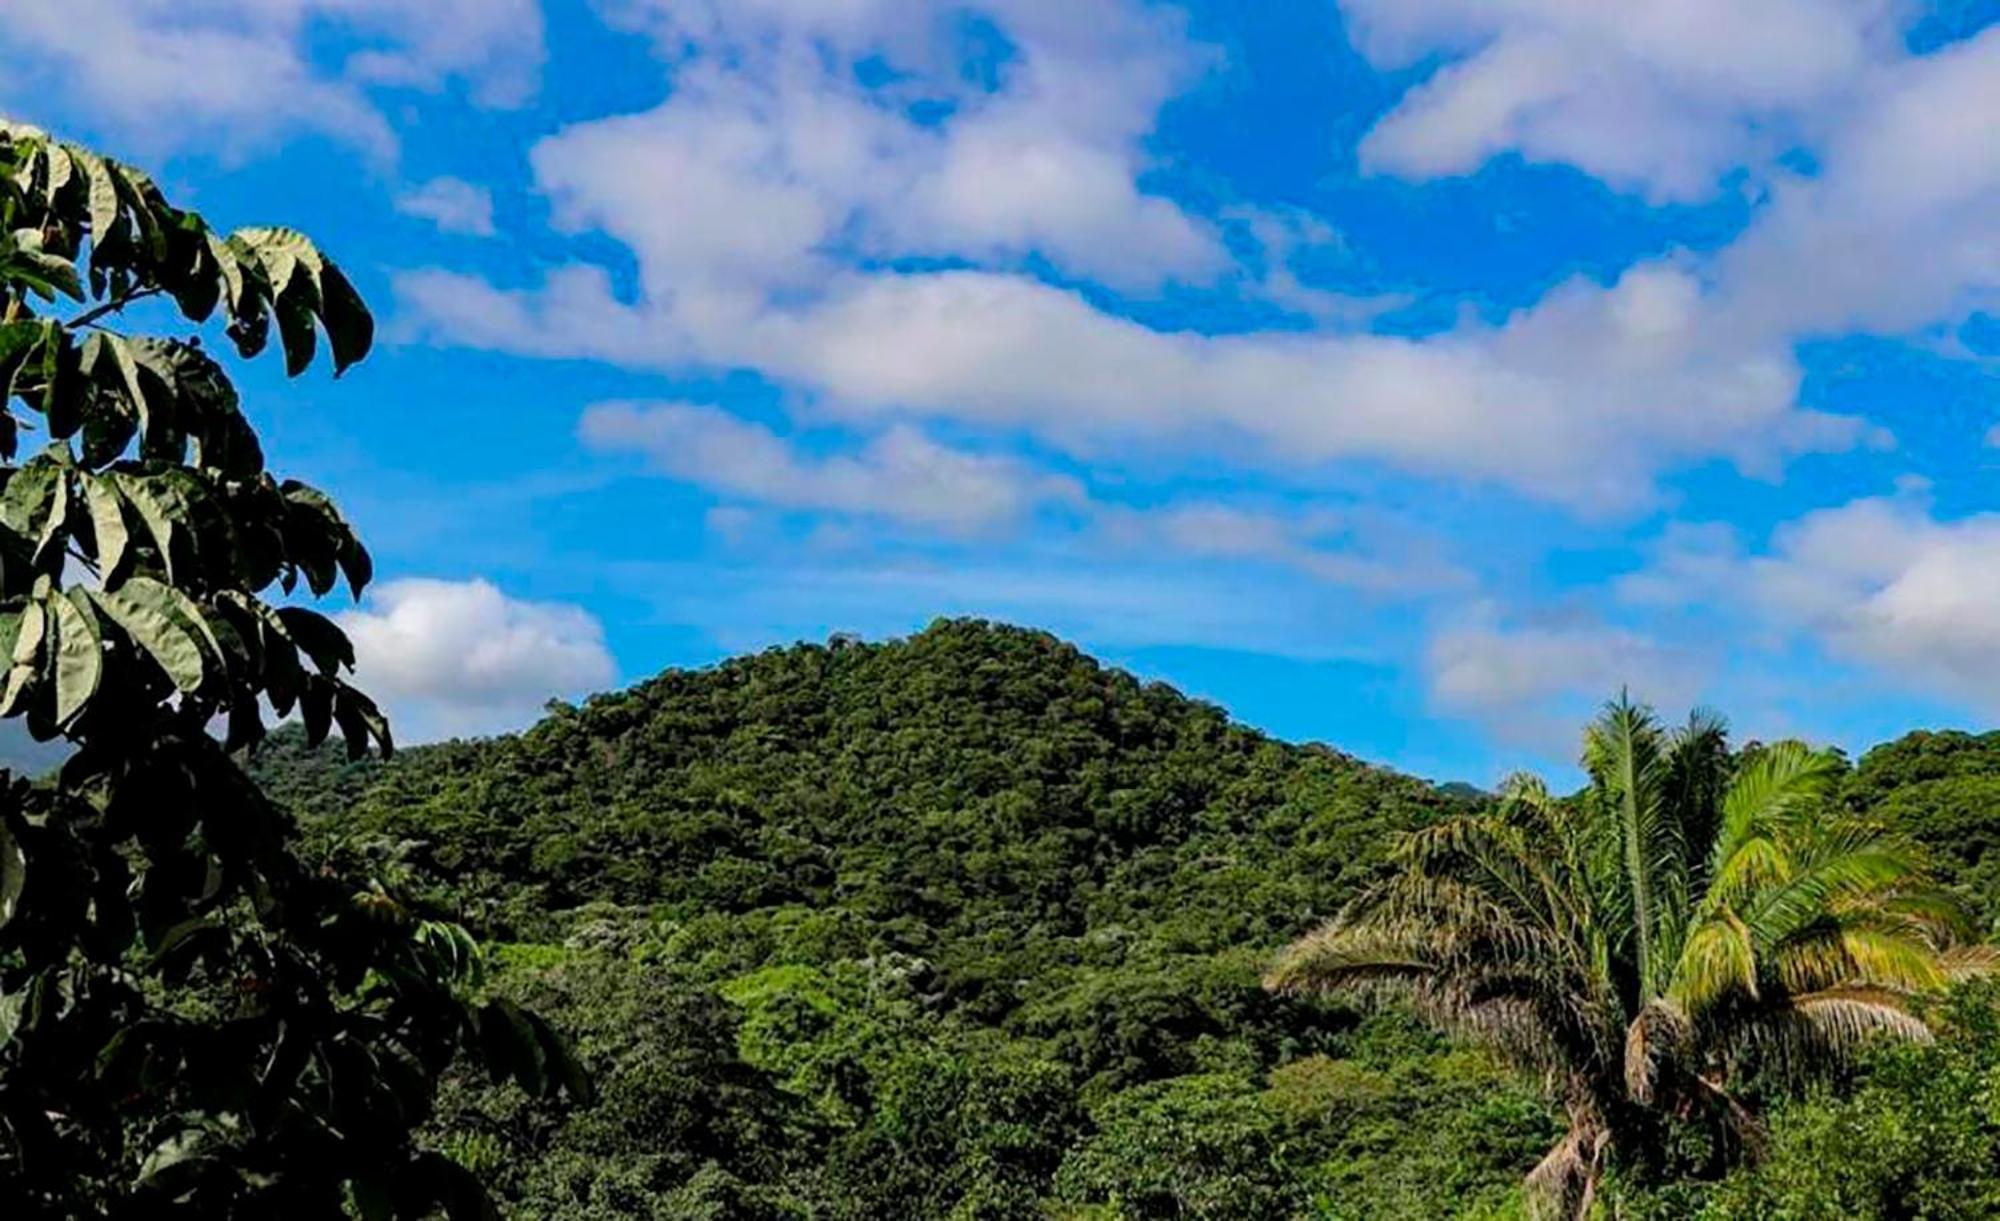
top-left (251, 620), bottom-right (2000, 1217)
top-left (262, 618), bottom-right (1464, 983)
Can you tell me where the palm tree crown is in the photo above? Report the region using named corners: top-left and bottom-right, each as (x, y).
top-left (1267, 695), bottom-right (1992, 1217)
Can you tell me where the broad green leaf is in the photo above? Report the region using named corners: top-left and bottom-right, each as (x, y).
top-left (532, 1012), bottom-right (594, 1105)
top-left (0, 319), bottom-right (43, 406)
top-left (297, 674), bottom-right (333, 745)
top-left (331, 682), bottom-right (391, 759)
top-left (0, 609), bottom-right (23, 672)
top-left (275, 606), bottom-right (353, 674)
top-left (111, 163), bottom-right (168, 261)
top-left (207, 231), bottom-right (244, 316)
top-left (149, 576), bottom-right (229, 675)
top-left (24, 249), bottom-right (83, 302)
top-left (137, 1128), bottom-right (213, 1185)
top-left (109, 470), bottom-right (184, 581)
top-left (0, 598), bottom-right (46, 716)
top-left (237, 596), bottom-right (302, 714)
top-left (168, 217), bottom-right (223, 321)
top-left (84, 333), bottom-right (151, 443)
top-left (0, 460), bottom-right (54, 538)
top-left (51, 587), bottom-right (101, 727)
top-left (31, 466), bottom-right (68, 567)
top-left (81, 474), bottom-right (129, 582)
top-left (8, 250), bottom-right (83, 304)
top-left (275, 287), bottom-right (316, 376)
top-left (71, 148), bottom-right (122, 255)
top-left (0, 816), bottom-right (23, 931)
top-left (281, 480), bottom-right (369, 595)
top-left (0, 984), bottom-right (23, 1047)
top-left (88, 579), bottom-right (206, 692)
top-left (41, 141), bottom-right (71, 206)
top-left (477, 998), bottom-right (547, 1097)
top-left (319, 262), bottom-right (374, 375)
top-left (0, 318), bottom-right (42, 362)
top-left (427, 1153), bottom-right (504, 1221)
top-left (235, 226), bottom-right (323, 301)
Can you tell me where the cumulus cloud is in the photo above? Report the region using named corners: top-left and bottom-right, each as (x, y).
top-left (1343, 7), bottom-right (2000, 342)
top-left (396, 176), bottom-right (497, 236)
top-left (1627, 491), bottom-right (2000, 715)
top-left (402, 254), bottom-right (1856, 512)
top-left (1340, 0), bottom-right (1899, 200)
top-left (536, 0), bottom-right (1219, 294)
top-left (392, 5), bottom-right (1998, 527)
top-left (579, 401), bottom-right (1081, 536)
top-left (1426, 605), bottom-right (1709, 754)
top-left (0, 0), bottom-right (544, 154)
top-left (1710, 26), bottom-right (2000, 341)
top-left (337, 578), bottom-right (617, 740)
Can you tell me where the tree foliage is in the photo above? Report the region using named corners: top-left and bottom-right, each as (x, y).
top-left (1269, 696), bottom-right (1992, 1217)
top-left (1699, 981), bottom-right (2000, 1219)
top-left (245, 623), bottom-right (2000, 1217)
top-left (253, 620), bottom-right (1554, 1217)
top-left (0, 123), bottom-right (582, 1220)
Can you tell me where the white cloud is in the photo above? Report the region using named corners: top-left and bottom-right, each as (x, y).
top-left (1099, 501), bottom-right (1467, 595)
top-left (396, 176), bottom-right (497, 236)
top-left (1342, 7), bottom-right (2000, 342)
top-left (578, 401), bottom-right (1081, 536)
top-left (1629, 490), bottom-right (2000, 715)
top-left (1340, 0), bottom-right (1899, 200)
top-left (393, 5), bottom-right (1995, 523)
top-left (337, 578), bottom-right (616, 740)
top-left (1709, 26), bottom-right (2000, 341)
top-left (0, 0), bottom-right (544, 155)
top-left (527, 0), bottom-right (1221, 295)
top-left (402, 256), bottom-right (1857, 512)
top-left (1426, 604), bottom-right (1709, 753)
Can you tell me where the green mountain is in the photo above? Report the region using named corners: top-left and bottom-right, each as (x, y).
top-left (256, 620), bottom-right (2000, 1218)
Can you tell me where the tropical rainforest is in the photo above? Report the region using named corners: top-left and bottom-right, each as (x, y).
top-left (253, 619), bottom-right (2000, 1219)
top-left (6, 122), bottom-right (2000, 1221)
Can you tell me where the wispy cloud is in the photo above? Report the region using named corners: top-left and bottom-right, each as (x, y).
top-left (396, 176), bottom-right (497, 236)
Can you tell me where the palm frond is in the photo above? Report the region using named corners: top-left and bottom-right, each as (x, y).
top-left (1787, 986), bottom-right (1933, 1050)
top-left (1584, 694), bottom-right (1684, 998)
top-left (1708, 741), bottom-right (1842, 875)
top-left (1771, 924), bottom-right (1945, 996)
top-left (1669, 706), bottom-right (1732, 878)
top-left (1670, 910), bottom-right (1760, 1012)
top-left (1263, 917), bottom-right (1433, 995)
top-left (1728, 986), bottom-right (1933, 1088)
top-left (1940, 943), bottom-right (2000, 982)
top-left (1739, 841), bottom-right (1928, 948)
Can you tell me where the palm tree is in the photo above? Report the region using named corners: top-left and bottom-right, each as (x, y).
top-left (1266, 695), bottom-right (1992, 1218)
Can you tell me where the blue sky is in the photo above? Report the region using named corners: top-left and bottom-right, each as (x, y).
top-left (7, 0), bottom-right (2000, 784)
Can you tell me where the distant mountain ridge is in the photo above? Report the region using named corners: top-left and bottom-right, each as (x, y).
top-left (260, 618), bottom-right (1463, 965)
top-left (257, 618), bottom-right (2000, 945)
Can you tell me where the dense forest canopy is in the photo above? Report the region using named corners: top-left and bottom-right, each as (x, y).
top-left (256, 619), bottom-right (2000, 1218)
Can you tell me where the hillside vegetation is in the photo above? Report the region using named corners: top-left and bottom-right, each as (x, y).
top-left (259, 620), bottom-right (2000, 1218)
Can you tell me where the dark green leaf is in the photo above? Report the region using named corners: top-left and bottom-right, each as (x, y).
top-left (88, 578), bottom-right (206, 692)
top-left (0, 815), bottom-right (24, 931)
top-left (318, 262), bottom-right (373, 375)
top-left (80, 473), bottom-right (128, 584)
top-left (50, 586), bottom-right (101, 727)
